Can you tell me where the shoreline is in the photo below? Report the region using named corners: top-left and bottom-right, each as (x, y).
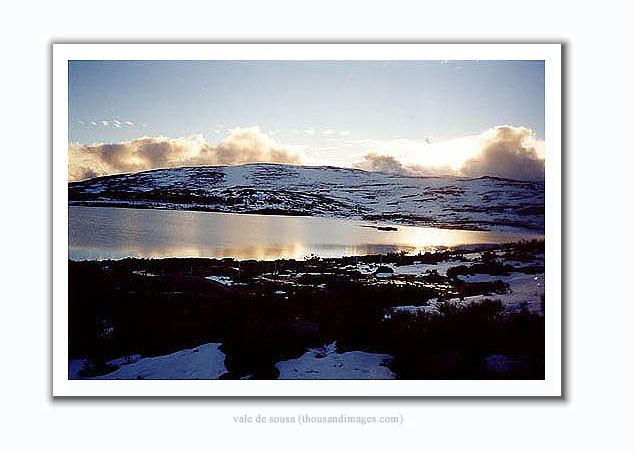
top-left (69, 240), bottom-right (545, 380)
top-left (68, 201), bottom-right (545, 234)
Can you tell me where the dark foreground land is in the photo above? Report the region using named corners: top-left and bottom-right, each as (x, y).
top-left (69, 240), bottom-right (545, 380)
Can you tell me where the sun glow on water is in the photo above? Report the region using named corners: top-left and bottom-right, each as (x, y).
top-left (69, 207), bottom-right (543, 261)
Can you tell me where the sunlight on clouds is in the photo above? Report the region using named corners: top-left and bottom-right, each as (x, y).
top-left (460, 125), bottom-right (544, 180)
top-left (351, 135), bottom-right (479, 171)
top-left (69, 127), bottom-right (303, 182)
top-left (69, 124), bottom-right (544, 182)
top-left (352, 125), bottom-right (545, 181)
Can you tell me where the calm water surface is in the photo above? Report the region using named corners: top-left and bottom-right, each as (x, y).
top-left (69, 206), bottom-right (543, 261)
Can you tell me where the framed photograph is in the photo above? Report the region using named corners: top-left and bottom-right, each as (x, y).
top-left (53, 43), bottom-right (561, 396)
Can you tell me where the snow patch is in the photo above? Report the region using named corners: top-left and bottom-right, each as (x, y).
top-left (275, 342), bottom-right (395, 379)
top-left (393, 259), bottom-right (471, 277)
top-left (205, 275), bottom-right (247, 286)
top-left (71, 343), bottom-right (227, 380)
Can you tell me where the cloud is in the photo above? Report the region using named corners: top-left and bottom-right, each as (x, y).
top-left (69, 124), bottom-right (544, 182)
top-left (78, 119), bottom-right (135, 128)
top-left (353, 153), bottom-right (408, 175)
top-left (69, 126), bottom-right (302, 181)
top-left (460, 126), bottom-right (544, 180)
top-left (353, 125), bottom-right (545, 181)
top-left (353, 153), bottom-right (456, 177)
top-left (350, 136), bottom-right (477, 170)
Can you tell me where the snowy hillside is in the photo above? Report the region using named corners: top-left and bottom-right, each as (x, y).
top-left (69, 163), bottom-right (545, 232)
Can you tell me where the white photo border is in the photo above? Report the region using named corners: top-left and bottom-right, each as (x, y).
top-left (53, 43), bottom-right (562, 397)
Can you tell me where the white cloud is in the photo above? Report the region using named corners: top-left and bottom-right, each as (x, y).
top-left (80, 119), bottom-right (137, 128)
top-left (353, 125), bottom-right (545, 181)
top-left (69, 126), bottom-right (303, 181)
top-left (460, 125), bottom-right (544, 180)
top-left (351, 135), bottom-right (477, 170)
top-left (353, 153), bottom-right (456, 177)
top-left (69, 124), bottom-right (545, 182)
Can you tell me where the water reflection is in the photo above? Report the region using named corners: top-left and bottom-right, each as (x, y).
top-left (69, 206), bottom-right (543, 261)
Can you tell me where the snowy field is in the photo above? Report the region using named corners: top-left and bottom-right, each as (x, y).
top-left (70, 343), bottom-right (226, 380)
top-left (386, 250), bottom-right (545, 315)
top-left (275, 342), bottom-right (395, 379)
top-left (388, 271), bottom-right (545, 314)
top-left (70, 342), bottom-right (395, 380)
top-left (391, 259), bottom-right (472, 277)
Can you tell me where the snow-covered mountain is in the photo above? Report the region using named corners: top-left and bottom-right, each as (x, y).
top-left (68, 163), bottom-right (545, 232)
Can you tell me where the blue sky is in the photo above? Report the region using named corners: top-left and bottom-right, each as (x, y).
top-left (70, 60), bottom-right (544, 140)
top-left (68, 60), bottom-right (545, 179)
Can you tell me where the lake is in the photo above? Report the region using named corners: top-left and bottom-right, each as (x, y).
top-left (68, 206), bottom-right (543, 261)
